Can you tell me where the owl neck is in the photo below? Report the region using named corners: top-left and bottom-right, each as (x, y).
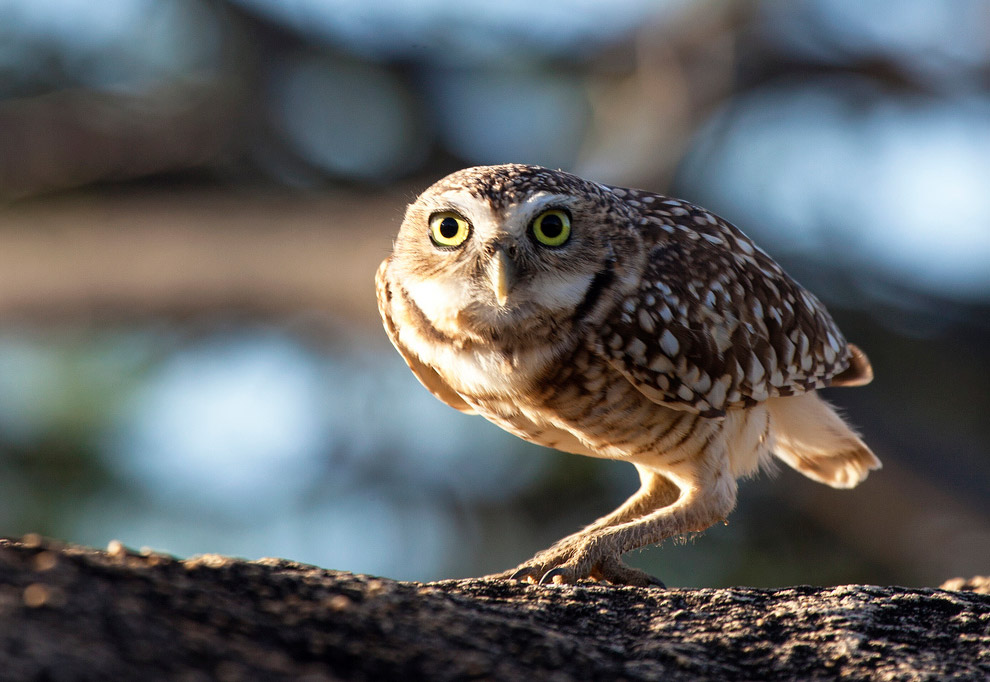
top-left (395, 282), bottom-right (582, 394)
top-left (434, 333), bottom-right (579, 399)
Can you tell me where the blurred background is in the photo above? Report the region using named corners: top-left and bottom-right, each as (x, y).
top-left (1, 0), bottom-right (988, 588)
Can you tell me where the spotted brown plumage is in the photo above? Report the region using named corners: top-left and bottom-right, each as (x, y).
top-left (377, 163), bottom-right (879, 587)
top-left (595, 188), bottom-right (856, 417)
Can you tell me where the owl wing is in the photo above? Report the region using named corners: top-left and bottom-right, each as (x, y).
top-left (590, 191), bottom-right (869, 418)
top-left (376, 259), bottom-right (477, 415)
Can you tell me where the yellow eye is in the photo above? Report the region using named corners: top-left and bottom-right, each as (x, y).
top-left (530, 209), bottom-right (571, 247)
top-left (429, 212), bottom-right (471, 248)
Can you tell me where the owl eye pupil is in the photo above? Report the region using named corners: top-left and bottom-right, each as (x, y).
top-left (439, 217), bottom-right (460, 239)
top-left (540, 214), bottom-right (563, 238)
top-left (530, 209), bottom-right (571, 247)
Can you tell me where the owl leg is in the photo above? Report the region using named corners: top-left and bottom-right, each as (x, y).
top-left (494, 467), bottom-right (679, 585)
top-left (501, 448), bottom-right (737, 587)
top-left (577, 465), bottom-right (682, 535)
top-left (544, 454), bottom-right (738, 586)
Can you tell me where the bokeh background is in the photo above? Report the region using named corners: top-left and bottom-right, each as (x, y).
top-left (1, 0), bottom-right (988, 588)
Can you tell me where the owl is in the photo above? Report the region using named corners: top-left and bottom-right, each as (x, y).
top-left (376, 164), bottom-right (879, 587)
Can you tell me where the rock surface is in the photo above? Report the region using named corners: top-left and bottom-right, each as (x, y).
top-left (0, 536), bottom-right (987, 681)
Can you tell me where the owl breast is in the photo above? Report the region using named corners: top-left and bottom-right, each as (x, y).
top-left (450, 339), bottom-right (694, 466)
top-left (430, 342), bottom-right (560, 399)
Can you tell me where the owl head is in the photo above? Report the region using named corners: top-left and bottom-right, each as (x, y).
top-left (389, 164), bottom-right (643, 342)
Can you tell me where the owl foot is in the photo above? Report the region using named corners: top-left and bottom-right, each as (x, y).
top-left (501, 554), bottom-right (664, 588)
top-left (594, 557), bottom-right (666, 588)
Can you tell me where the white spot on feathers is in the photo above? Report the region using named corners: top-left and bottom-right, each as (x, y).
top-left (660, 329), bottom-right (679, 356)
top-left (627, 338), bottom-right (648, 361)
top-left (638, 309), bottom-right (655, 334)
top-left (649, 355), bottom-right (675, 372)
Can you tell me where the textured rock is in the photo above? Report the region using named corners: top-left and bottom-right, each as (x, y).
top-left (0, 536), bottom-right (987, 681)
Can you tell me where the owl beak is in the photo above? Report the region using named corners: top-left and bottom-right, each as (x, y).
top-left (491, 248), bottom-right (515, 307)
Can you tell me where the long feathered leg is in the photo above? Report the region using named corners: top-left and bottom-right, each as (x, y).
top-left (492, 467), bottom-right (680, 584)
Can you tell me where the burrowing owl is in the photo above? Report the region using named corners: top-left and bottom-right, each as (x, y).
top-left (376, 163), bottom-right (879, 587)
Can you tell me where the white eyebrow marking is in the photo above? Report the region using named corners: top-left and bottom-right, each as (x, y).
top-left (501, 193), bottom-right (578, 236)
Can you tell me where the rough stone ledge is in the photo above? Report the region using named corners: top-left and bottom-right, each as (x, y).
top-left (0, 536), bottom-right (987, 681)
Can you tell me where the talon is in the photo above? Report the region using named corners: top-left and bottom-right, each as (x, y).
top-left (509, 567), bottom-right (540, 583)
top-left (539, 567), bottom-right (573, 585)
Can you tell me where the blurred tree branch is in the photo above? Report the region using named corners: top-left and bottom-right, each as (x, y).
top-left (0, 85), bottom-right (245, 201)
top-left (0, 191), bottom-right (402, 326)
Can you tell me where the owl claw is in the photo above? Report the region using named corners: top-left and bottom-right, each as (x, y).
top-left (508, 567), bottom-right (542, 583)
top-left (538, 567), bottom-right (574, 585)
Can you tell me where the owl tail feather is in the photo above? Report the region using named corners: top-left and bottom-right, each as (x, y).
top-left (767, 392), bottom-right (881, 489)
